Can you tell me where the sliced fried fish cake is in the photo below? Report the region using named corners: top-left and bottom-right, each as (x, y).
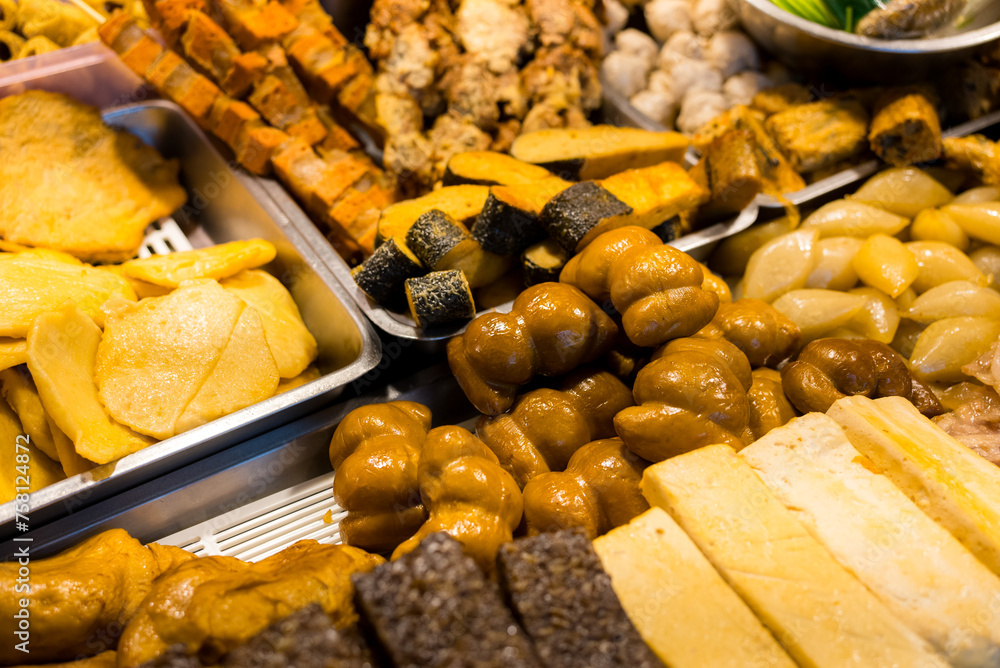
top-left (0, 90), bottom-right (186, 263)
top-left (96, 279), bottom-right (279, 440)
top-left (27, 302), bottom-right (154, 465)
top-left (221, 269), bottom-right (318, 378)
top-left (120, 239), bottom-right (277, 288)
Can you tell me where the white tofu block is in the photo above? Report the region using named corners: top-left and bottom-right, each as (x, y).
top-left (642, 444), bottom-right (949, 668)
top-left (829, 395), bottom-right (1000, 576)
top-left (594, 507), bottom-right (796, 668)
top-left (743, 412), bottom-right (1000, 668)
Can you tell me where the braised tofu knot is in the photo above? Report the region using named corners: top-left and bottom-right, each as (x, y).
top-left (476, 368), bottom-right (634, 488)
top-left (561, 226), bottom-right (720, 348)
top-left (695, 297), bottom-right (802, 368)
top-left (522, 438), bottom-right (649, 539)
top-left (328, 401), bottom-right (432, 553)
top-left (781, 338), bottom-right (942, 416)
top-left (448, 282), bottom-right (617, 415)
top-left (615, 337), bottom-right (753, 462)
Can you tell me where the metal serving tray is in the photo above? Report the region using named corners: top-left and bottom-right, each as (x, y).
top-left (1, 365), bottom-right (472, 560)
top-left (265, 179), bottom-right (760, 343)
top-left (0, 100), bottom-right (382, 539)
top-left (602, 72), bottom-right (1000, 208)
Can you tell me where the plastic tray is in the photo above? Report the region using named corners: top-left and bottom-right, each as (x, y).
top-left (0, 98), bottom-right (382, 539)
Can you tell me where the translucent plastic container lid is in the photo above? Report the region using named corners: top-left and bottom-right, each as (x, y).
top-left (0, 40), bottom-right (147, 108)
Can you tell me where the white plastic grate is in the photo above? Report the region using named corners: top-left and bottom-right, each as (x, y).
top-left (160, 472), bottom-right (347, 562)
top-left (139, 217), bottom-right (193, 257)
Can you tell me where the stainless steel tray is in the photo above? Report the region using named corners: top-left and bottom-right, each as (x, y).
top-left (0, 100), bottom-right (382, 539)
top-left (264, 179), bottom-right (760, 343)
top-left (1, 365), bottom-right (471, 559)
top-left (602, 71), bottom-right (1000, 208)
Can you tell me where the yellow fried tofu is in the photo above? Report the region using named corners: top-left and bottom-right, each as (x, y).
top-left (49, 415), bottom-right (95, 477)
top-left (869, 89), bottom-right (942, 166)
top-left (0, 397), bottom-right (65, 504)
top-left (943, 135), bottom-right (1000, 186)
top-left (275, 365), bottom-right (321, 394)
top-left (0, 253), bottom-right (137, 337)
top-left (0, 366), bottom-right (61, 462)
top-left (0, 91), bottom-right (187, 263)
top-left (120, 239), bottom-right (277, 287)
top-left (96, 280), bottom-right (279, 440)
top-left (766, 99), bottom-right (870, 174)
top-left (221, 269), bottom-right (318, 378)
top-left (26, 303), bottom-right (154, 465)
top-left (0, 339), bottom-right (27, 373)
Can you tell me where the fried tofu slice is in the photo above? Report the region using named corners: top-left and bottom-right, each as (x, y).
top-left (0, 366), bottom-right (61, 462)
top-left (221, 269), bottom-right (318, 378)
top-left (0, 253), bottom-right (137, 337)
top-left (0, 91), bottom-right (187, 263)
top-left (27, 303), bottom-right (154, 465)
top-left (942, 135), bottom-right (1000, 186)
top-left (96, 280), bottom-right (279, 440)
top-left (766, 98), bottom-right (870, 175)
top-left (869, 89), bottom-right (942, 166)
top-left (0, 398), bottom-right (64, 504)
top-left (275, 365), bottom-right (321, 394)
top-left (120, 239), bottom-right (277, 287)
top-left (0, 339), bottom-right (26, 374)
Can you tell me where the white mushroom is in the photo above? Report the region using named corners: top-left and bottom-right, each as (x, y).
top-left (615, 28), bottom-right (660, 70)
top-left (644, 0), bottom-right (693, 43)
top-left (706, 30), bottom-right (760, 79)
top-left (664, 56), bottom-right (723, 98)
top-left (723, 70), bottom-right (774, 106)
top-left (602, 51), bottom-right (652, 98)
top-left (677, 88), bottom-right (729, 133)
top-left (691, 0), bottom-right (739, 35)
top-left (631, 89), bottom-right (679, 126)
top-left (656, 30), bottom-right (704, 71)
top-left (603, 0), bottom-right (630, 35)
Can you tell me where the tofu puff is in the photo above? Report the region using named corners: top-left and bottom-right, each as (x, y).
top-left (0, 529), bottom-right (195, 666)
top-left (0, 91), bottom-right (187, 263)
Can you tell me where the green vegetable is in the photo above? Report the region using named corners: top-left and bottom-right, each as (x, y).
top-left (770, 0), bottom-right (883, 31)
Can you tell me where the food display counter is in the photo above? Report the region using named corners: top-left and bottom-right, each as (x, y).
top-left (3, 0), bottom-right (1000, 666)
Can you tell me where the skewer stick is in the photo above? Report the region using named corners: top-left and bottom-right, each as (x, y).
top-left (63, 0), bottom-right (107, 25)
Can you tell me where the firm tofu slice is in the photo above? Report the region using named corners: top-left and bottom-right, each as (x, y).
top-left (642, 444), bottom-right (949, 668)
top-left (743, 412), bottom-right (1000, 668)
top-left (829, 395), bottom-right (1000, 576)
top-left (594, 507), bottom-right (796, 668)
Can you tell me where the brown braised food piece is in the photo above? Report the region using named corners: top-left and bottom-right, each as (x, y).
top-left (781, 338), bottom-right (945, 416)
top-left (615, 338), bottom-right (754, 462)
top-left (0, 530), bottom-right (194, 666)
top-left (695, 297), bottom-right (801, 368)
top-left (497, 529), bottom-right (662, 668)
top-left (692, 105), bottom-right (806, 196)
top-left (748, 367), bottom-right (799, 440)
top-left (353, 533), bottom-right (541, 668)
top-left (942, 135), bottom-right (1000, 185)
top-left (447, 282), bottom-right (617, 416)
top-left (522, 438), bottom-right (649, 538)
top-left (765, 98), bottom-right (870, 175)
top-left (688, 129), bottom-right (763, 222)
top-left (329, 401), bottom-right (432, 553)
top-left (868, 89), bottom-right (942, 166)
top-left (117, 540), bottom-right (383, 667)
top-left (560, 226), bottom-right (720, 348)
top-left (476, 368), bottom-right (634, 488)
top-left (391, 425), bottom-right (522, 571)
top-left (857, 0), bottom-right (967, 39)
top-left (934, 383), bottom-right (1000, 465)
top-left (752, 83), bottom-right (814, 116)
top-left (222, 604), bottom-right (376, 668)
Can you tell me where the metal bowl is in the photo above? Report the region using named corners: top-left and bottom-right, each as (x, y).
top-left (734, 0), bottom-right (1000, 83)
